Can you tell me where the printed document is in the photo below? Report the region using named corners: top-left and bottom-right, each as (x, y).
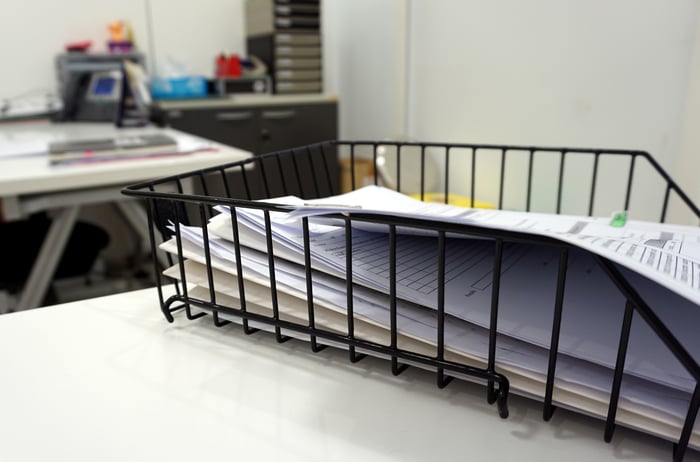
top-left (288, 186), bottom-right (700, 306)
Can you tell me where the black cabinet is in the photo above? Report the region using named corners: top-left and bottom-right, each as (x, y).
top-left (157, 96), bottom-right (338, 200)
top-left (245, 0), bottom-right (323, 94)
top-left (166, 108), bottom-right (260, 153)
top-left (259, 103), bottom-right (336, 152)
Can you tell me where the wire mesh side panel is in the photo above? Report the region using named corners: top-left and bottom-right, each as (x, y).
top-left (244, 143), bottom-right (341, 200)
top-left (335, 140), bottom-right (700, 225)
top-left (135, 186), bottom-right (516, 415)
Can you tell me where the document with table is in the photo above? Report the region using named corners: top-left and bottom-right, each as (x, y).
top-left (157, 185), bottom-right (700, 450)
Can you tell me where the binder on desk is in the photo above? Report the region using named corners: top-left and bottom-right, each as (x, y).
top-left (49, 133), bottom-right (178, 164)
top-left (123, 140), bottom-right (700, 461)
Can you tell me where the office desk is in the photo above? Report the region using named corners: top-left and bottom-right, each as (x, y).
top-left (0, 121), bottom-right (250, 310)
top-left (0, 287), bottom-right (696, 462)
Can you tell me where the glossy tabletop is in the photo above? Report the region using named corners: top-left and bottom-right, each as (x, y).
top-left (0, 287), bottom-right (697, 462)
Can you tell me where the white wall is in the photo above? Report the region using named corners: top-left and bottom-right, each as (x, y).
top-left (407, 0), bottom-right (698, 156)
top-left (148, 0), bottom-right (244, 78)
top-left (0, 0), bottom-right (145, 97)
top-left (672, 8), bottom-right (700, 224)
top-left (0, 0), bottom-right (245, 98)
top-left (323, 0), bottom-right (407, 140)
top-left (336, 0), bottom-right (699, 221)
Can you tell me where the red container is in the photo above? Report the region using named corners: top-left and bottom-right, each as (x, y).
top-left (216, 54), bottom-right (242, 77)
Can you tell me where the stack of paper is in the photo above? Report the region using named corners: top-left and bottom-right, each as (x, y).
top-left (159, 185), bottom-right (700, 448)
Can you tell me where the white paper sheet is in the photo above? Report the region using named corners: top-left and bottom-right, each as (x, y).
top-left (288, 186), bottom-right (700, 306)
top-left (205, 206), bottom-right (697, 394)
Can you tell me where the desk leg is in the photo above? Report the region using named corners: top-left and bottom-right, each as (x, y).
top-left (16, 206), bottom-right (80, 310)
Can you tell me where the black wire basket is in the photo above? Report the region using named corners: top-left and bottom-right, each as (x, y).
top-left (123, 140), bottom-right (700, 461)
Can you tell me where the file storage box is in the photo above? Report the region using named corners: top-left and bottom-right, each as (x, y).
top-left (123, 140), bottom-right (700, 461)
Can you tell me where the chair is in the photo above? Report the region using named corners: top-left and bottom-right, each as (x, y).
top-left (0, 212), bottom-right (109, 308)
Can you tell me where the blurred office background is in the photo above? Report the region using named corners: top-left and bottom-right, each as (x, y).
top-left (1, 0), bottom-right (699, 301)
top-left (2, 1), bottom-right (699, 204)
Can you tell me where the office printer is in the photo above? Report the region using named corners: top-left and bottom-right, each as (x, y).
top-left (55, 52), bottom-right (146, 122)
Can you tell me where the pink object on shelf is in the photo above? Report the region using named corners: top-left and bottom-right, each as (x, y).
top-left (108, 41), bottom-right (133, 53)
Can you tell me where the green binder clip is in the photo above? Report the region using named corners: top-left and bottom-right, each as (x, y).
top-left (610, 211), bottom-right (628, 227)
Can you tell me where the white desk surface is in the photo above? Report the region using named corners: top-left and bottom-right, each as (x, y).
top-left (0, 121), bottom-right (250, 196)
top-left (0, 287), bottom-right (697, 462)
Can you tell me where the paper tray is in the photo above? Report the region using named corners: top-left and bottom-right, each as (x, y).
top-left (123, 140), bottom-right (700, 461)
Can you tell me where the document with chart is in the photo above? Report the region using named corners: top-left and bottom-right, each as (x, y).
top-left (289, 185), bottom-right (700, 306)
